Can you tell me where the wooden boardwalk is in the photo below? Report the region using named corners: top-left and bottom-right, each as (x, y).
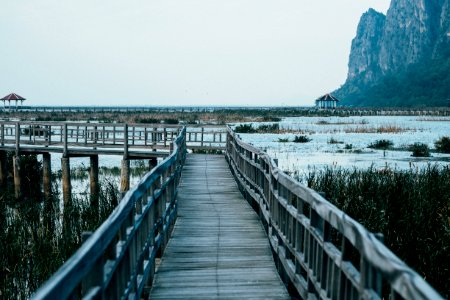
top-left (149, 154), bottom-right (289, 299)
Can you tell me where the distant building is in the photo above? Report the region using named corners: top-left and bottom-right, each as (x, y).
top-left (315, 93), bottom-right (339, 109)
top-left (1, 93), bottom-right (26, 111)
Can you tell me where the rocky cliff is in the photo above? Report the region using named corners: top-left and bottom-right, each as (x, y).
top-left (335, 0), bottom-right (450, 107)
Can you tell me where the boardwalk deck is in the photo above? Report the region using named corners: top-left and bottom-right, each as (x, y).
top-left (149, 154), bottom-right (289, 299)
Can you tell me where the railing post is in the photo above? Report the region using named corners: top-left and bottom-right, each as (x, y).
top-left (1, 123), bottom-right (4, 146)
top-left (15, 122), bottom-right (20, 156)
top-left (201, 127), bottom-right (204, 148)
top-left (63, 123), bottom-right (68, 158)
top-left (123, 124), bottom-right (129, 158)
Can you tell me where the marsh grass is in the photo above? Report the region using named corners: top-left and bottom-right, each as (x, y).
top-left (297, 165), bottom-right (449, 297)
top-left (234, 123), bottom-right (280, 133)
top-left (0, 154), bottom-right (123, 299)
top-left (343, 125), bottom-right (412, 134)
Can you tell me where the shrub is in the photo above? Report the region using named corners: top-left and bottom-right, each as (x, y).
top-left (344, 144), bottom-right (353, 150)
top-left (435, 136), bottom-right (450, 153)
top-left (234, 124), bottom-right (256, 133)
top-left (163, 118), bottom-right (179, 124)
top-left (261, 116), bottom-right (281, 122)
top-left (368, 139), bottom-right (394, 150)
top-left (293, 135), bottom-right (311, 143)
top-left (277, 138), bottom-right (289, 143)
top-left (257, 123), bottom-right (279, 133)
top-left (234, 123), bottom-right (279, 134)
top-left (328, 137), bottom-right (343, 144)
top-left (409, 143), bottom-right (431, 157)
top-left (135, 117), bottom-right (159, 124)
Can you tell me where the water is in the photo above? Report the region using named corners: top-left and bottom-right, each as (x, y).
top-left (235, 116), bottom-right (450, 173)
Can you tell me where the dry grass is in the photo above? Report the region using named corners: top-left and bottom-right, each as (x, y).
top-left (343, 125), bottom-right (414, 134)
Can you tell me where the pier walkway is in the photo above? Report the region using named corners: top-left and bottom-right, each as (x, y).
top-left (150, 154), bottom-right (289, 299)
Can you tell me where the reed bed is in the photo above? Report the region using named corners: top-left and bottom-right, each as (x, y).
top-left (0, 154), bottom-right (130, 299)
top-left (296, 165), bottom-right (449, 297)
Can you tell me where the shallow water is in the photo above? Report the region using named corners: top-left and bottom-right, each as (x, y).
top-left (236, 116), bottom-right (450, 173)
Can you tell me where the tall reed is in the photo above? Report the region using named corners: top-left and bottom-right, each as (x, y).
top-left (297, 165), bottom-right (449, 297)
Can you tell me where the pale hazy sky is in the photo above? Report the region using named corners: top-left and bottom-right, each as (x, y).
top-left (0, 0), bottom-right (391, 106)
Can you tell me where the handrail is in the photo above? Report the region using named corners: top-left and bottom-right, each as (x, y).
top-left (225, 126), bottom-right (443, 300)
top-left (31, 127), bottom-right (187, 300)
top-left (0, 121), bottom-right (226, 152)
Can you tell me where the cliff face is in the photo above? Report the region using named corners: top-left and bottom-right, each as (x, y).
top-left (347, 9), bottom-right (385, 84)
top-left (378, 0), bottom-right (442, 72)
top-left (336, 0), bottom-right (450, 107)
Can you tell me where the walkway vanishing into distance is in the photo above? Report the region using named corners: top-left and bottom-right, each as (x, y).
top-left (150, 155), bottom-right (289, 299)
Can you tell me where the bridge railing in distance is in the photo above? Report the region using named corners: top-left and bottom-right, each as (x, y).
top-left (0, 121), bottom-right (226, 152)
top-left (225, 126), bottom-right (443, 300)
top-left (185, 125), bottom-right (227, 151)
top-left (31, 127), bottom-right (187, 300)
top-left (0, 121), bottom-right (180, 152)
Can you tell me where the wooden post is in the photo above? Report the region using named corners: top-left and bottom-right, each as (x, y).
top-left (1, 123), bottom-right (4, 146)
top-left (15, 122), bottom-right (20, 156)
top-left (63, 123), bottom-right (68, 158)
top-left (61, 157), bottom-right (72, 205)
top-left (149, 157), bottom-right (157, 171)
top-left (201, 127), bottom-right (204, 148)
top-left (163, 127), bottom-right (167, 147)
top-left (152, 127), bottom-right (157, 148)
top-left (13, 155), bottom-right (21, 199)
top-left (123, 124), bottom-right (129, 159)
top-left (120, 159), bottom-right (130, 195)
top-left (90, 155), bottom-right (99, 207)
top-left (42, 153), bottom-right (52, 200)
top-left (0, 151), bottom-right (7, 187)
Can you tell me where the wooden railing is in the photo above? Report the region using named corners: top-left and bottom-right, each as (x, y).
top-left (0, 121), bottom-right (226, 153)
top-left (0, 121), bottom-right (180, 152)
top-left (185, 125), bottom-right (226, 150)
top-left (225, 126), bottom-right (443, 300)
top-left (31, 127), bottom-right (187, 300)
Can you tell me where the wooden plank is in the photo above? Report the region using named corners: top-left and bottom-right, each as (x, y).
top-left (150, 154), bottom-right (289, 299)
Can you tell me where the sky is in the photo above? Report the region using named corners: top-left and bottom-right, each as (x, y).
top-left (0, 0), bottom-right (391, 107)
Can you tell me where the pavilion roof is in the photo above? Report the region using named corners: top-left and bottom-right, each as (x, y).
top-left (1, 93), bottom-right (26, 101)
top-left (315, 93), bottom-right (339, 102)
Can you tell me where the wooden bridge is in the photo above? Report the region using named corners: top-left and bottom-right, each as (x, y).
top-left (0, 121), bottom-right (441, 299)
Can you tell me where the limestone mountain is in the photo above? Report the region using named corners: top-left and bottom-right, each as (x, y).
top-left (335, 0), bottom-right (450, 107)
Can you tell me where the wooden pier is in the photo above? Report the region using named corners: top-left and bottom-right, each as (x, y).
top-left (149, 155), bottom-right (289, 299)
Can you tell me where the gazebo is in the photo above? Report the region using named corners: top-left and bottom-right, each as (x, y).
top-left (1, 93), bottom-right (26, 111)
top-left (315, 93), bottom-right (339, 109)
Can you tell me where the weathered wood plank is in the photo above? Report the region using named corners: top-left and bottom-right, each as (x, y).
top-left (149, 154), bottom-right (289, 299)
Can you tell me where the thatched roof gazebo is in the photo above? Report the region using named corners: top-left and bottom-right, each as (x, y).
top-left (315, 93), bottom-right (339, 109)
top-left (1, 93), bottom-right (26, 111)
